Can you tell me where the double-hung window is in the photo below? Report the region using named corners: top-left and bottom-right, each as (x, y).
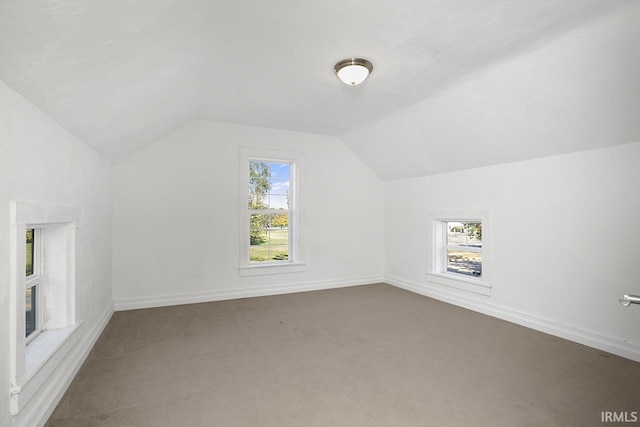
top-left (25, 229), bottom-right (42, 342)
top-left (240, 148), bottom-right (304, 275)
top-left (427, 210), bottom-right (491, 295)
top-left (248, 160), bottom-right (292, 263)
top-left (10, 202), bottom-right (79, 416)
top-left (443, 221), bottom-right (483, 278)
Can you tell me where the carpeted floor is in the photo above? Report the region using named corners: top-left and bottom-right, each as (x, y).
top-left (46, 283), bottom-right (640, 426)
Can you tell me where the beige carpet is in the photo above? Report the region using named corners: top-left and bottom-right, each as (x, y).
top-left (46, 284), bottom-right (640, 426)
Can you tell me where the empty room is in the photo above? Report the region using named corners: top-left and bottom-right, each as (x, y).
top-left (1, 0), bottom-right (639, 426)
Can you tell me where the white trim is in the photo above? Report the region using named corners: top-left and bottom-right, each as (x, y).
top-left (113, 276), bottom-right (384, 311)
top-left (239, 262), bottom-right (306, 276)
top-left (385, 275), bottom-right (640, 363)
top-left (24, 324), bottom-right (80, 384)
top-left (12, 303), bottom-right (114, 427)
top-left (25, 275), bottom-right (43, 288)
top-left (425, 272), bottom-right (491, 296)
top-left (13, 203), bottom-right (81, 228)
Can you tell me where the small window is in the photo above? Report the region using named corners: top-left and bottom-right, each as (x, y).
top-left (25, 228), bottom-right (42, 342)
top-left (444, 221), bottom-right (482, 277)
top-left (427, 211), bottom-right (491, 295)
top-left (10, 202), bottom-right (79, 416)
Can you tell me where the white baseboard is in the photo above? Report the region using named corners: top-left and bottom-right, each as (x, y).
top-left (18, 302), bottom-right (115, 427)
top-left (114, 276), bottom-right (385, 311)
top-left (385, 275), bottom-right (640, 363)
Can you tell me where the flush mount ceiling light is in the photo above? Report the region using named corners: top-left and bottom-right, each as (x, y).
top-left (334, 58), bottom-right (373, 85)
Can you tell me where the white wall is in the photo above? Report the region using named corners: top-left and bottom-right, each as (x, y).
top-left (385, 141), bottom-right (640, 361)
top-left (0, 81), bottom-right (114, 426)
top-left (113, 120), bottom-right (384, 308)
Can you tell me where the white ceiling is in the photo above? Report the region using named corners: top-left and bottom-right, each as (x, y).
top-left (1, 0), bottom-right (637, 178)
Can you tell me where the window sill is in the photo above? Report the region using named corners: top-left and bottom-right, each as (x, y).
top-left (239, 262), bottom-right (306, 277)
top-left (426, 272), bottom-right (491, 296)
top-left (24, 324), bottom-right (79, 383)
top-left (10, 323), bottom-right (81, 416)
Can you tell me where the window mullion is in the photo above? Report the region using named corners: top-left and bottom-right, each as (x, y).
top-left (249, 209), bottom-right (290, 215)
top-left (25, 275), bottom-right (42, 289)
top-left (446, 245), bottom-right (482, 253)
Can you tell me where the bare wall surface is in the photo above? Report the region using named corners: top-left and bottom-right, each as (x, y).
top-left (112, 120), bottom-right (384, 306)
top-left (385, 141), bottom-right (640, 360)
top-left (0, 81), bottom-right (114, 426)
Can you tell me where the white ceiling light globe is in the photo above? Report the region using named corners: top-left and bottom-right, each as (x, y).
top-left (337, 64), bottom-right (369, 85)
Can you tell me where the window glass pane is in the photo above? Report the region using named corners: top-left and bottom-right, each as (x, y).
top-left (269, 179), bottom-right (290, 196)
top-left (249, 162), bottom-right (291, 208)
top-left (26, 286), bottom-right (36, 337)
top-left (446, 222), bottom-right (482, 248)
top-left (447, 249), bottom-right (482, 277)
top-left (249, 162), bottom-right (271, 209)
top-left (447, 222), bottom-right (466, 246)
top-left (271, 213), bottom-right (289, 230)
top-left (269, 162), bottom-right (290, 181)
top-left (269, 247), bottom-right (289, 261)
top-left (267, 164), bottom-right (290, 205)
top-left (268, 195), bottom-right (289, 210)
top-left (26, 229), bottom-right (34, 276)
top-left (248, 192), bottom-right (267, 209)
top-left (249, 213), bottom-right (289, 262)
top-left (250, 213), bottom-right (270, 261)
top-left (467, 222), bottom-right (482, 248)
top-left (249, 234), bottom-right (270, 262)
top-left (269, 226), bottom-right (289, 261)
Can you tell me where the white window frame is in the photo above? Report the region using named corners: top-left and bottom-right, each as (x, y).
top-left (239, 148), bottom-right (305, 276)
top-left (426, 210), bottom-right (492, 296)
top-left (10, 202), bottom-right (80, 416)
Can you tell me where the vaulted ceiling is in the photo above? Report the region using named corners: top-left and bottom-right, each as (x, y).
top-left (1, 0), bottom-right (638, 179)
